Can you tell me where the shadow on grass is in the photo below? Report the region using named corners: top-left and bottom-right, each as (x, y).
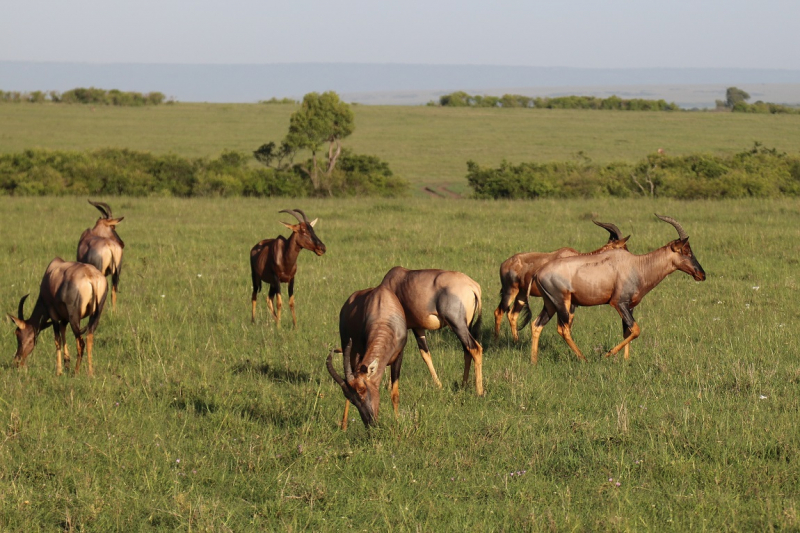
top-left (238, 402), bottom-right (305, 429)
top-left (232, 359), bottom-right (318, 385)
top-left (171, 396), bottom-right (218, 415)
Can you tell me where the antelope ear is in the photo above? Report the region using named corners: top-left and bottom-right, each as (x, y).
top-left (7, 315), bottom-right (26, 330)
top-left (109, 217), bottom-right (124, 225)
top-left (618, 235), bottom-right (630, 245)
top-left (309, 218), bottom-right (318, 228)
top-left (280, 221), bottom-right (295, 230)
top-left (670, 239), bottom-right (687, 252)
top-left (366, 359), bottom-right (379, 378)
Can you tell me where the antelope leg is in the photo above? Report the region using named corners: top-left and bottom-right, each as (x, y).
top-left (341, 401), bottom-right (350, 431)
top-left (605, 322), bottom-right (640, 358)
top-left (413, 330), bottom-right (442, 389)
top-left (556, 321), bottom-right (586, 362)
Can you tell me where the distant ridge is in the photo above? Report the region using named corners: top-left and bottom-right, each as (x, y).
top-left (3, 61), bottom-right (800, 106)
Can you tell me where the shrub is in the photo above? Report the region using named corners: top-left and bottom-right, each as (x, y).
top-left (467, 144), bottom-right (800, 200)
top-left (0, 148), bottom-right (406, 198)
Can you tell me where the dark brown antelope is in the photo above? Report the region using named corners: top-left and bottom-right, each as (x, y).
top-left (250, 209), bottom-right (326, 327)
top-left (327, 286), bottom-right (408, 429)
top-left (8, 258), bottom-right (108, 376)
top-left (76, 199), bottom-right (124, 311)
top-left (379, 267), bottom-right (484, 395)
top-left (494, 220), bottom-right (629, 342)
top-left (530, 214), bottom-right (705, 363)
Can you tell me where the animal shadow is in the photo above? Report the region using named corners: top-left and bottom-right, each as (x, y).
top-left (232, 359), bottom-right (317, 385)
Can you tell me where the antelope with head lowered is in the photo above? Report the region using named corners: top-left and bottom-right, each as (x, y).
top-left (494, 220), bottom-right (629, 342)
top-left (250, 209), bottom-right (326, 327)
top-left (379, 267), bottom-right (484, 395)
top-left (530, 214), bottom-right (705, 363)
top-left (77, 200), bottom-right (124, 311)
top-left (8, 258), bottom-right (108, 376)
top-left (326, 286), bottom-right (408, 429)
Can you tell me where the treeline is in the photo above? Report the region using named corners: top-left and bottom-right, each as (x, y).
top-left (0, 148), bottom-right (408, 197)
top-left (467, 143), bottom-right (800, 200)
top-left (730, 101), bottom-right (800, 115)
top-left (434, 91), bottom-right (679, 110)
top-left (0, 87), bottom-right (168, 106)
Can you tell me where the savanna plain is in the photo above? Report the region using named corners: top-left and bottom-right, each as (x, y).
top-left (1, 104), bottom-right (800, 531)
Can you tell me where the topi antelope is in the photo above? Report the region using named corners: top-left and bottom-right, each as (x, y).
top-left (494, 220), bottom-right (629, 342)
top-left (530, 214), bottom-right (705, 363)
top-left (77, 200), bottom-right (124, 311)
top-left (379, 267), bottom-right (484, 395)
top-left (327, 286), bottom-right (408, 429)
top-left (8, 258), bottom-right (108, 376)
top-left (250, 209), bottom-right (326, 327)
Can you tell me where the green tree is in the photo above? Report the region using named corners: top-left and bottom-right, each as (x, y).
top-left (283, 91), bottom-right (355, 194)
top-left (725, 87), bottom-right (751, 108)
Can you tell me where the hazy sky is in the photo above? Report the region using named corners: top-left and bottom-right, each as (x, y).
top-left (3, 0), bottom-right (799, 70)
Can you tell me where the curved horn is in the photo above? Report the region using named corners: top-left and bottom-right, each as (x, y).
top-left (655, 213), bottom-right (688, 240)
top-left (278, 209), bottom-right (304, 224)
top-left (88, 199), bottom-right (112, 219)
top-left (292, 208), bottom-right (311, 223)
top-left (326, 349), bottom-right (347, 388)
top-left (326, 347), bottom-right (364, 409)
top-left (592, 219), bottom-right (624, 241)
top-left (342, 339), bottom-right (355, 382)
top-left (17, 294), bottom-right (29, 320)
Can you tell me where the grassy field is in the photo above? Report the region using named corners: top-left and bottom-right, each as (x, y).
top-left (3, 103), bottom-right (800, 193)
top-left (1, 196), bottom-right (799, 531)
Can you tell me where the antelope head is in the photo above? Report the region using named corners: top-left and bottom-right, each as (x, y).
top-left (656, 214), bottom-right (706, 281)
top-left (279, 208), bottom-right (326, 256)
top-left (7, 295), bottom-right (38, 367)
top-left (88, 199), bottom-right (125, 238)
top-left (593, 219), bottom-right (630, 250)
top-left (326, 341), bottom-right (380, 427)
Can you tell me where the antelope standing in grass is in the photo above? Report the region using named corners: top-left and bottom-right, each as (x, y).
top-left (8, 258), bottom-right (108, 376)
top-left (530, 214), bottom-right (705, 363)
top-left (379, 267), bottom-right (484, 395)
top-left (250, 209), bottom-right (326, 327)
top-left (77, 200), bottom-right (124, 311)
top-left (327, 286), bottom-right (408, 429)
top-left (494, 220), bottom-right (629, 342)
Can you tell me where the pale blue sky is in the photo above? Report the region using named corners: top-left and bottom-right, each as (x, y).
top-left (2, 0), bottom-right (799, 69)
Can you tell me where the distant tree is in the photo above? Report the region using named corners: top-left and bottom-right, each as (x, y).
top-left (283, 91), bottom-right (355, 194)
top-left (253, 141), bottom-right (297, 170)
top-left (725, 87), bottom-right (751, 108)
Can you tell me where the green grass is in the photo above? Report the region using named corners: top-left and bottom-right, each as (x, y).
top-left (3, 103), bottom-right (800, 192)
top-left (1, 196), bottom-right (799, 531)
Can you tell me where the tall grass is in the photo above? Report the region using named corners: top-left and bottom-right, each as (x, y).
top-left (0, 196), bottom-right (798, 531)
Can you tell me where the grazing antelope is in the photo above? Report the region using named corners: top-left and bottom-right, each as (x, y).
top-left (327, 286), bottom-right (408, 429)
top-left (379, 267), bottom-right (484, 395)
top-left (250, 209), bottom-right (326, 327)
top-left (530, 214), bottom-right (705, 363)
top-left (77, 199), bottom-right (124, 311)
top-left (8, 258), bottom-right (108, 376)
top-left (494, 220), bottom-right (629, 341)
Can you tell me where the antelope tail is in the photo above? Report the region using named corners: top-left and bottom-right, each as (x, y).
top-left (468, 291), bottom-right (483, 344)
top-left (81, 280), bottom-right (108, 336)
top-left (516, 278), bottom-right (534, 330)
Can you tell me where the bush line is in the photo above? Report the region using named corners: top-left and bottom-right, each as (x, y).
top-left (467, 144), bottom-right (800, 199)
top-left (0, 148), bottom-right (409, 197)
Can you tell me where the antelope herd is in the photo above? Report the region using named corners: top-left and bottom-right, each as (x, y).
top-left (7, 202), bottom-right (705, 429)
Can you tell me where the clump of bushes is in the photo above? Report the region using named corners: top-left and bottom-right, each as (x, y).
top-left (0, 87), bottom-right (168, 106)
top-left (467, 143), bottom-right (800, 200)
top-left (731, 101), bottom-right (800, 115)
top-left (434, 91), bottom-right (679, 110)
top-left (0, 148), bottom-right (408, 198)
